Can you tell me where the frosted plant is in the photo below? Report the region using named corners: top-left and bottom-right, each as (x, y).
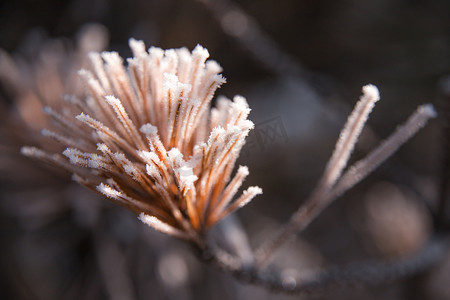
top-left (22, 40), bottom-right (262, 244)
top-left (16, 33), bottom-right (441, 293)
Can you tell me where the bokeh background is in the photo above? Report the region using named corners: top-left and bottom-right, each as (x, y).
top-left (0, 0), bottom-right (449, 299)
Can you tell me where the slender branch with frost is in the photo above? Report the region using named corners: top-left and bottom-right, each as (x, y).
top-left (254, 87), bottom-right (436, 269)
top-left (318, 85), bottom-right (380, 191)
top-left (330, 104), bottom-right (436, 199)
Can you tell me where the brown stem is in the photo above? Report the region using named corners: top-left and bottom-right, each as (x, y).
top-left (198, 236), bottom-right (449, 295)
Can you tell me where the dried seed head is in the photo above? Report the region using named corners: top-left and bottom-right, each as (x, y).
top-left (23, 40), bottom-right (261, 241)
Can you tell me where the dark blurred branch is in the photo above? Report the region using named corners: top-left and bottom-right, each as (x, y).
top-left (197, 236), bottom-right (449, 295)
top-left (215, 214), bottom-right (254, 267)
top-left (197, 0), bottom-right (308, 78)
top-left (94, 227), bottom-right (136, 300)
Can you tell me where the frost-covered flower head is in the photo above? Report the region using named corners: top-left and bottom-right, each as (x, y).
top-left (22, 40), bottom-right (261, 242)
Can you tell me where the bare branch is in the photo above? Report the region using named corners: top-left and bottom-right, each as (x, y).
top-left (254, 98), bottom-right (435, 269)
top-left (200, 236), bottom-right (449, 295)
top-left (319, 84), bottom-right (379, 191)
top-left (331, 104), bottom-right (436, 199)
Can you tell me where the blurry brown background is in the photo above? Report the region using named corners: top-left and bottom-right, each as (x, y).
top-left (0, 0), bottom-right (449, 299)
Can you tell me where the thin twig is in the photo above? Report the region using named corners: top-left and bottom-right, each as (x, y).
top-left (254, 85), bottom-right (379, 268)
top-left (330, 104), bottom-right (437, 199)
top-left (318, 84), bottom-right (379, 190)
top-left (197, 0), bottom-right (307, 77)
top-left (254, 102), bottom-right (436, 268)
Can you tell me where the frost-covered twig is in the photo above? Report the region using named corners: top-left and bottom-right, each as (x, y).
top-left (318, 84), bottom-right (380, 190)
top-left (330, 104), bottom-right (436, 199)
top-left (254, 88), bottom-right (436, 268)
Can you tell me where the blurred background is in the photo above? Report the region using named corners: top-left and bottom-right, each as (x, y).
top-left (0, 0), bottom-right (449, 299)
